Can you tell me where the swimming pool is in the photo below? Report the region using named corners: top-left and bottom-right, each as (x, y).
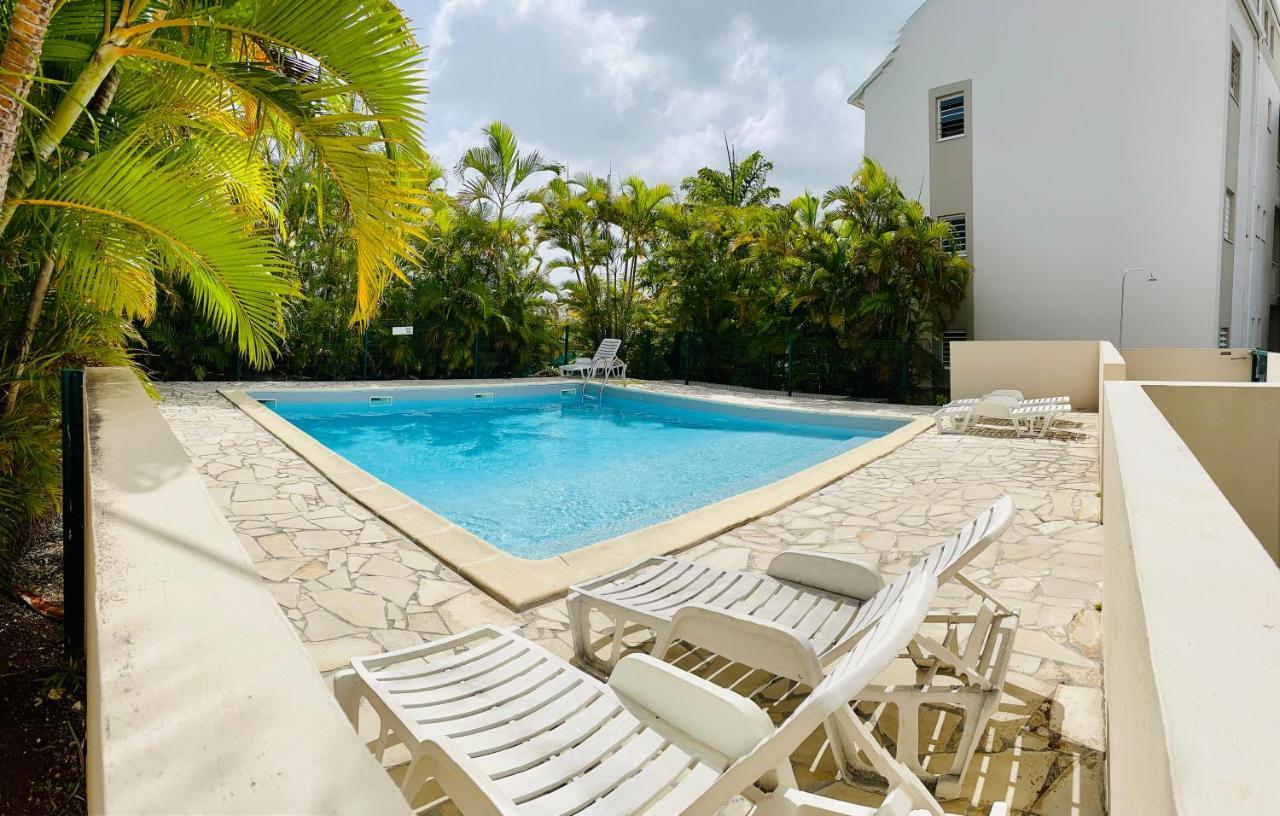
top-left (248, 383), bottom-right (906, 559)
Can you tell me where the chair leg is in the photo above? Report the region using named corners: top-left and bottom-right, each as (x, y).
top-left (399, 754), bottom-right (431, 802)
top-left (568, 593), bottom-right (591, 667)
top-left (373, 721), bottom-right (394, 763)
top-left (332, 668), bottom-right (362, 728)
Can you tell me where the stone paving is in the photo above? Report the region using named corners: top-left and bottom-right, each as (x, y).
top-left (156, 379), bottom-right (1105, 816)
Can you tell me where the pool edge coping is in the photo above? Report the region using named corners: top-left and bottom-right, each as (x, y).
top-left (218, 384), bottom-right (933, 611)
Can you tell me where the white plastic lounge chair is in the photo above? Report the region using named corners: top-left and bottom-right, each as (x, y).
top-left (559, 357), bottom-right (595, 377)
top-left (567, 497), bottom-right (1018, 798)
top-left (560, 338), bottom-right (624, 379)
top-left (333, 572), bottom-right (1000, 816)
top-left (948, 390), bottom-right (1070, 408)
top-left (933, 399), bottom-right (1068, 438)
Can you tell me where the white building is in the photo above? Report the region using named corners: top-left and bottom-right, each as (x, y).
top-left (850, 0), bottom-right (1280, 350)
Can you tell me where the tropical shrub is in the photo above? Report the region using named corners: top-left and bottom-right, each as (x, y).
top-left (0, 0), bottom-right (431, 570)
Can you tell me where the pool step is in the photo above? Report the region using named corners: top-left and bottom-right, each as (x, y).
top-left (369, 395), bottom-right (393, 406)
top-left (473, 392), bottom-right (495, 400)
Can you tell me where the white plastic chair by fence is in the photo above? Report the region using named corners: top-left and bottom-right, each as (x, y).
top-left (567, 497), bottom-right (1018, 797)
top-left (332, 572), bottom-right (1005, 815)
top-left (560, 338), bottom-right (624, 378)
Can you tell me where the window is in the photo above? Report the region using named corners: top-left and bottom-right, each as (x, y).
top-left (937, 92), bottom-right (965, 140)
top-left (1230, 43), bottom-right (1242, 101)
top-left (1269, 98), bottom-right (1273, 132)
top-left (939, 213), bottom-right (968, 254)
top-left (1225, 188), bottom-right (1236, 242)
top-left (942, 330), bottom-right (967, 371)
top-left (1218, 327), bottom-right (1231, 349)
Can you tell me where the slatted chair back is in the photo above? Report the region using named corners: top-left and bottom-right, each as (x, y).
top-left (593, 337), bottom-right (621, 363)
top-left (684, 571), bottom-right (939, 816)
top-left (915, 495), bottom-right (1016, 584)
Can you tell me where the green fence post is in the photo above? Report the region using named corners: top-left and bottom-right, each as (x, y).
top-left (60, 369), bottom-right (85, 657)
top-left (786, 335), bottom-right (794, 396)
top-left (562, 327), bottom-right (570, 366)
top-left (362, 327), bottom-right (369, 380)
top-left (682, 332), bottom-right (691, 385)
top-left (473, 335), bottom-right (480, 379)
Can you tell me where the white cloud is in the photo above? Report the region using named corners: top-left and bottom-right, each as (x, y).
top-left (400, 0), bottom-right (925, 200)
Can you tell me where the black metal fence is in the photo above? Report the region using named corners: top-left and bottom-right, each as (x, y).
top-left (160, 323), bottom-right (947, 404)
top-left (60, 369), bottom-right (85, 657)
top-left (627, 331), bottom-right (945, 404)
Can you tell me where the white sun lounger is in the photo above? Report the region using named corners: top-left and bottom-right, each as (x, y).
top-left (567, 497), bottom-right (1018, 797)
top-left (560, 338), bottom-right (624, 378)
top-left (933, 399), bottom-right (1068, 438)
top-left (947, 390), bottom-right (1070, 409)
top-left (333, 572), bottom-right (1002, 816)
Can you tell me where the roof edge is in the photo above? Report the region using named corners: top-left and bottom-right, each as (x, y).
top-left (847, 48), bottom-right (897, 109)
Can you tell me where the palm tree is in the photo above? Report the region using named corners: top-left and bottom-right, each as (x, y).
top-left (531, 173), bottom-right (612, 343)
top-left (680, 148), bottom-right (779, 208)
top-left (455, 121), bottom-right (560, 225)
top-left (1, 0), bottom-right (433, 413)
top-left (607, 176), bottom-right (672, 348)
top-left (0, 0), bottom-right (57, 203)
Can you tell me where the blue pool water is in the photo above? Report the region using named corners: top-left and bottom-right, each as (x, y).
top-left (263, 387), bottom-right (898, 559)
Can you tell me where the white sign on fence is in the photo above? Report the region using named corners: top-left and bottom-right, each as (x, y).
top-left (392, 326), bottom-right (413, 336)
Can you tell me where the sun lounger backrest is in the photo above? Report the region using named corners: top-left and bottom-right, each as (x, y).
top-left (593, 338), bottom-right (621, 362)
top-left (916, 495), bottom-right (1016, 584)
top-left (685, 571), bottom-right (936, 812)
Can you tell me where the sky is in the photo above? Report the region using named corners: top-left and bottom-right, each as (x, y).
top-left (396, 0), bottom-right (926, 203)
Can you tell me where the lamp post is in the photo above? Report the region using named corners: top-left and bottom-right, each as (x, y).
top-left (1118, 267), bottom-right (1158, 349)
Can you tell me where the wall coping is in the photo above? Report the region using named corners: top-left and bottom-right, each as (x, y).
top-left (84, 368), bottom-right (408, 814)
top-left (1103, 380), bottom-right (1280, 814)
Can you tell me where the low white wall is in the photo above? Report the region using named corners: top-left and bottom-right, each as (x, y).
top-left (950, 340), bottom-right (1102, 410)
top-left (1102, 381), bottom-right (1280, 815)
top-left (1268, 352), bottom-right (1280, 382)
top-left (84, 368), bottom-right (408, 814)
top-left (1120, 347), bottom-right (1254, 382)
top-left (1144, 383), bottom-right (1280, 564)
top-left (1096, 342), bottom-right (1126, 515)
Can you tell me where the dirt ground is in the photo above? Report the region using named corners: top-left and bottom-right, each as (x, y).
top-left (0, 517), bottom-right (86, 815)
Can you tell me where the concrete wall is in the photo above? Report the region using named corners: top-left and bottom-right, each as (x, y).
top-left (949, 340), bottom-right (1102, 409)
top-left (1144, 383), bottom-right (1280, 563)
top-left (1120, 347), bottom-right (1254, 382)
top-left (1097, 342), bottom-right (1127, 513)
top-left (84, 368), bottom-right (408, 814)
top-left (1102, 380), bottom-right (1280, 815)
top-left (858, 0), bottom-right (1269, 348)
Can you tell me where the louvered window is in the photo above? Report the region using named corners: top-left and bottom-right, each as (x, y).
top-left (1230, 44), bottom-right (1242, 100)
top-left (939, 214), bottom-right (967, 255)
top-left (942, 330), bottom-right (968, 371)
top-left (937, 93), bottom-right (965, 140)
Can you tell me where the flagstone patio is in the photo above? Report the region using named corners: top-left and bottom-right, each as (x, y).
top-left (156, 379), bottom-right (1104, 816)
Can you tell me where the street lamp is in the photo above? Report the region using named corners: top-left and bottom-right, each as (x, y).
top-left (1118, 267), bottom-right (1158, 349)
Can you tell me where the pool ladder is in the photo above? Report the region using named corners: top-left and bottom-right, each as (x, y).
top-left (580, 364), bottom-right (612, 406)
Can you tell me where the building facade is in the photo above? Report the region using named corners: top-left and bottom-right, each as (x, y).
top-left (851, 0), bottom-right (1280, 350)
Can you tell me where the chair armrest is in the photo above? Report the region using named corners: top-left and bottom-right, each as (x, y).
top-left (767, 551), bottom-right (884, 601)
top-left (655, 603), bottom-right (825, 686)
top-left (610, 654), bottom-right (775, 767)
